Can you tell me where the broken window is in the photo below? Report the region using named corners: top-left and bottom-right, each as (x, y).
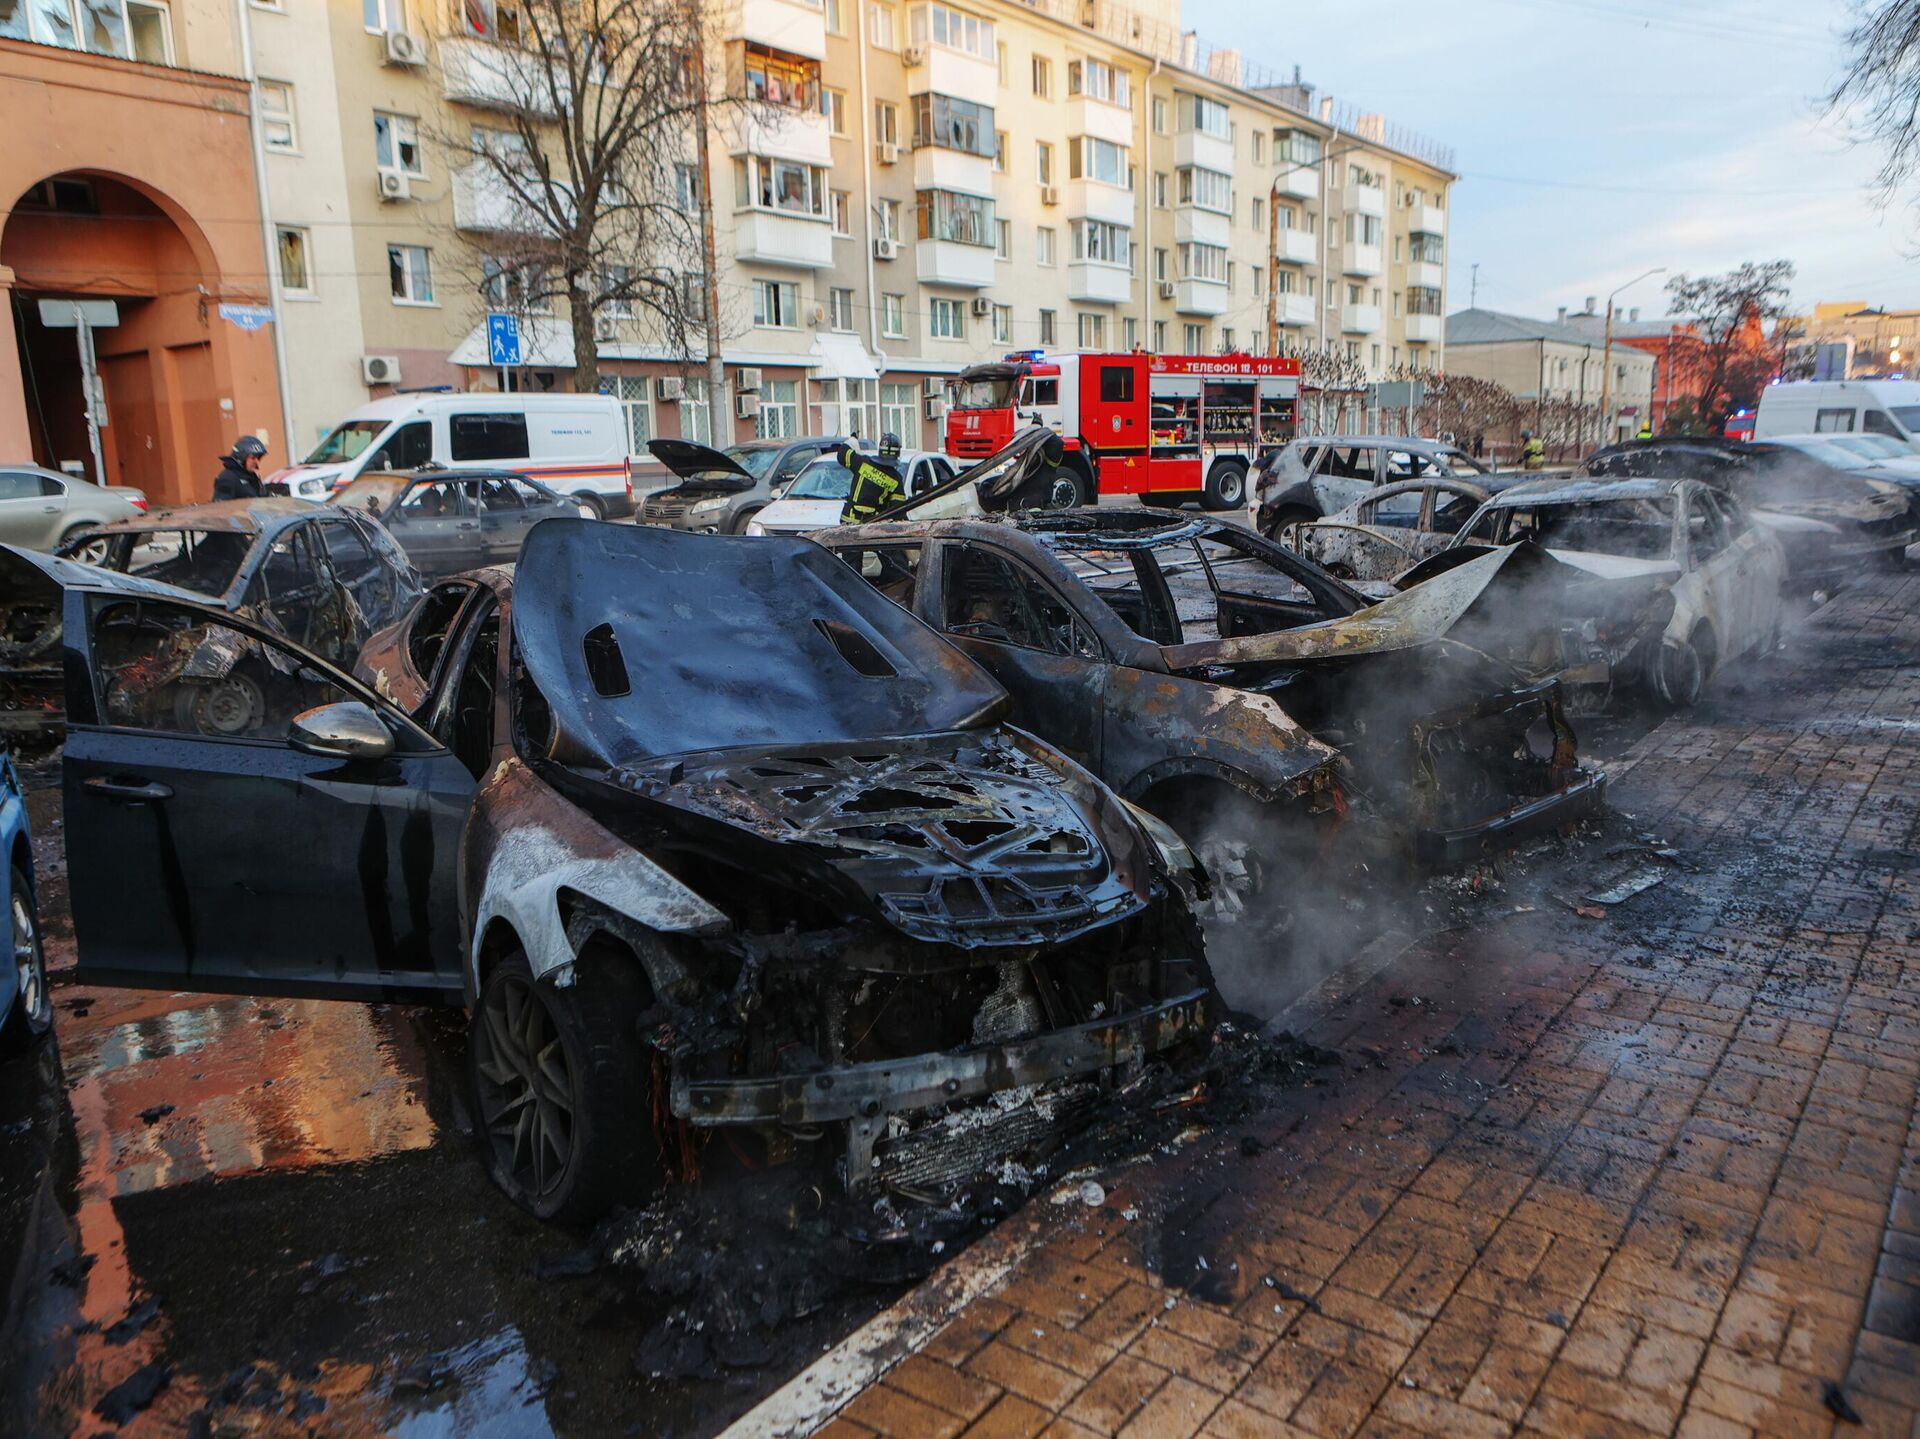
top-left (942, 546), bottom-right (1099, 659)
top-left (834, 544), bottom-right (923, 608)
top-left (405, 581), bottom-right (475, 694)
top-left (1313, 446), bottom-right (1377, 480)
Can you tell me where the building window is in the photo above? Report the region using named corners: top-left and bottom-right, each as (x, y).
top-left (1031, 55), bottom-right (1050, 97)
top-left (823, 87), bottom-right (848, 135)
top-left (1179, 93), bottom-right (1230, 139)
top-left (734, 156), bottom-right (829, 217)
top-left (681, 378), bottom-right (716, 447)
top-left (929, 297), bottom-right (965, 340)
top-left (874, 101), bottom-right (899, 146)
top-left (825, 0), bottom-right (844, 33)
top-left (1392, 291), bottom-right (1402, 318)
top-left (276, 227), bottom-right (312, 295)
top-left (1153, 320), bottom-right (1167, 350)
top-left (877, 198), bottom-right (901, 241)
top-left (830, 189), bottom-right (851, 235)
top-left (829, 287), bottom-right (856, 330)
top-left (1153, 247), bottom-right (1167, 280)
top-left (374, 111), bottom-right (423, 176)
top-left (259, 80), bottom-right (297, 150)
top-left (910, 92), bottom-right (996, 157)
top-left (994, 219), bottom-right (1011, 260)
top-left (882, 293), bottom-right (906, 337)
top-left (1153, 172), bottom-right (1167, 208)
top-left (1184, 323), bottom-right (1205, 351)
top-left (9, 0), bottom-right (174, 60)
top-left (1252, 266), bottom-right (1264, 297)
top-left (992, 303), bottom-right (1011, 343)
top-left (1411, 233), bottom-right (1443, 264)
top-left (611, 375), bottom-right (652, 452)
top-left (1176, 166), bottom-right (1230, 213)
top-left (1077, 312), bottom-right (1105, 348)
top-left (1221, 327), bottom-right (1235, 351)
top-left (1068, 136), bottom-right (1131, 189)
top-left (1036, 226), bottom-right (1056, 266)
top-left (1408, 286), bottom-right (1443, 316)
top-left (911, 2), bottom-right (995, 60)
top-left (869, 2), bottom-right (894, 48)
top-left (1344, 213), bottom-right (1383, 246)
top-left (363, 0), bottom-right (404, 32)
top-left (1252, 130), bottom-right (1264, 162)
top-left (1371, 344), bottom-right (1381, 368)
top-left (996, 40), bottom-right (1007, 82)
top-left (482, 256), bottom-right (550, 313)
top-left (879, 381), bottom-right (915, 440)
top-left (1067, 58), bottom-right (1129, 108)
top-left (1274, 129), bottom-right (1321, 166)
top-left (1071, 219), bottom-right (1129, 267)
top-left (753, 279), bottom-right (800, 328)
top-left (599, 265), bottom-right (633, 320)
top-left (1034, 140), bottom-right (1053, 185)
top-left (916, 189), bottom-right (996, 246)
top-left (1151, 96), bottom-right (1168, 133)
top-left (1252, 196), bottom-right (1264, 232)
top-left (1227, 261), bottom-right (1235, 292)
top-left (388, 244), bottom-right (433, 305)
top-left (992, 130), bottom-right (1008, 172)
top-left (675, 162), bottom-right (701, 209)
top-left (1038, 308), bottom-right (1056, 344)
top-left (1177, 242), bottom-right (1226, 283)
top-left (746, 43), bottom-right (821, 111)
top-left (681, 272), bottom-right (705, 314)
top-left (463, 0), bottom-right (521, 43)
top-left (757, 378), bottom-right (799, 439)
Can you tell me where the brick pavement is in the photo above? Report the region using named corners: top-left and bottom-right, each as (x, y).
top-left (796, 571), bottom-right (1920, 1439)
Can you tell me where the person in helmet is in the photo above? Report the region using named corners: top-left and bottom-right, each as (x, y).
top-left (1519, 428), bottom-right (1546, 470)
top-left (213, 435), bottom-right (270, 502)
top-left (838, 430), bottom-right (906, 524)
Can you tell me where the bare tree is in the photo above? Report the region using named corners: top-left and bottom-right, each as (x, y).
top-left (436, 0), bottom-right (726, 393)
top-left (1412, 374), bottom-right (1522, 449)
top-left (1664, 262), bottom-right (1795, 428)
top-left (1827, 1), bottom-right (1920, 226)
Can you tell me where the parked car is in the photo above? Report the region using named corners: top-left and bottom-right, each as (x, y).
top-left (1281, 477), bottom-right (1492, 582)
top-left (0, 464), bottom-right (147, 555)
top-left (1752, 379), bottom-right (1920, 447)
top-left (7, 520), bottom-right (1212, 1221)
top-left (0, 753), bottom-right (43, 1059)
top-left (1420, 475), bottom-right (1786, 707)
top-left (1580, 437), bottom-right (1919, 578)
top-left (1249, 434), bottom-right (1504, 536)
top-left (269, 392), bottom-right (638, 518)
top-left (815, 508), bottom-right (1603, 871)
top-left (332, 469), bottom-right (583, 575)
top-left (639, 436), bottom-right (846, 534)
top-left (0, 499), bottom-right (422, 740)
top-left (745, 449), bottom-right (956, 536)
top-left (1758, 433), bottom-right (1920, 496)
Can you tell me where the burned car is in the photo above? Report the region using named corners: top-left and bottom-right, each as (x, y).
top-left (1282, 477), bottom-right (1492, 582)
top-left (1410, 476), bottom-right (1786, 708)
top-left (10, 521), bottom-right (1210, 1221)
top-left (0, 498), bottom-right (420, 738)
top-left (1250, 434), bottom-right (1506, 535)
top-left (814, 509), bottom-right (1604, 872)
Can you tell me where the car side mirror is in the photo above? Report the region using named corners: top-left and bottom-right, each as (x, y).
top-left (289, 701), bottom-right (394, 761)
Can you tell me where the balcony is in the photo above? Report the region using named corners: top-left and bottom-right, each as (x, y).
top-left (1067, 96), bottom-right (1133, 148)
top-left (1343, 241), bottom-right (1382, 277)
top-left (1406, 259), bottom-right (1443, 289)
top-left (734, 209), bottom-right (834, 269)
top-left (1175, 278), bottom-right (1228, 316)
top-left (1404, 313), bottom-right (1442, 343)
top-left (1273, 292), bottom-right (1315, 327)
top-left (1174, 207), bottom-right (1230, 247)
top-left (733, 0), bottom-right (827, 60)
top-left (1343, 181), bottom-right (1385, 218)
top-left (912, 46), bottom-right (996, 106)
top-left (1274, 165), bottom-right (1318, 201)
top-left (916, 239), bottom-right (995, 288)
top-left (1068, 261), bottom-right (1131, 305)
top-left (452, 163), bottom-right (566, 236)
top-left (1407, 201), bottom-right (1445, 236)
top-left (734, 106), bottom-right (832, 166)
top-left (1341, 303), bottom-right (1382, 335)
top-left (1065, 179), bottom-right (1134, 227)
top-left (1174, 129), bottom-right (1234, 173)
top-left (1274, 228), bottom-right (1315, 265)
top-left (913, 146), bottom-right (994, 195)
top-left (440, 36), bottom-right (561, 116)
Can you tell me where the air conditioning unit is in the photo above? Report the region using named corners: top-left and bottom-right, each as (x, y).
top-left (877, 140), bottom-right (900, 165)
top-left (376, 168), bottom-right (412, 202)
top-left (657, 375), bottom-right (685, 401)
top-left (924, 395), bottom-right (946, 420)
top-left (594, 314), bottom-right (617, 342)
top-left (736, 367), bottom-right (763, 392)
top-left (1158, 280), bottom-right (1176, 299)
top-left (873, 237), bottom-right (899, 260)
top-left (361, 354), bottom-right (402, 386)
top-left (902, 44), bottom-right (926, 65)
top-left (922, 376), bottom-right (945, 396)
top-left (735, 392), bottom-right (761, 419)
top-left (383, 30), bottom-right (427, 66)
top-left (1040, 184), bottom-right (1060, 207)
top-left (969, 296), bottom-right (993, 318)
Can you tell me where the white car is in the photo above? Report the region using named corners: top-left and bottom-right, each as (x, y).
top-left (745, 449), bottom-right (956, 536)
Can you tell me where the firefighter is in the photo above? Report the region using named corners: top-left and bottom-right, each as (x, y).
top-left (1519, 429), bottom-right (1546, 470)
top-left (838, 432), bottom-right (906, 524)
top-left (1636, 419), bottom-right (1654, 440)
top-left (212, 435), bottom-right (269, 501)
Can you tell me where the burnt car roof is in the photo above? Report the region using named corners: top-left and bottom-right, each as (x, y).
top-left (514, 520), bottom-right (1008, 769)
top-left (1483, 477), bottom-right (1681, 507)
top-left (82, 496), bottom-right (320, 536)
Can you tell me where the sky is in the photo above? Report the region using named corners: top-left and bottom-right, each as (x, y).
top-left (1182, 0), bottom-right (1918, 322)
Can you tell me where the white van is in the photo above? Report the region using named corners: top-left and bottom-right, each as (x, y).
top-left (271, 392), bottom-right (637, 518)
top-left (1753, 380), bottom-right (1920, 451)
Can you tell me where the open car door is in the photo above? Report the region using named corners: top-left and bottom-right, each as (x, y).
top-left (34, 556), bottom-right (476, 1003)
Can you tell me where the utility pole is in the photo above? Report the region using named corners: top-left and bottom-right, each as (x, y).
top-left (1469, 262), bottom-right (1478, 309)
top-left (1599, 266), bottom-right (1664, 447)
top-left (689, 1), bottom-right (728, 443)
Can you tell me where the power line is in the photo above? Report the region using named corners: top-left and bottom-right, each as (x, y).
top-left (1457, 170), bottom-right (1867, 198)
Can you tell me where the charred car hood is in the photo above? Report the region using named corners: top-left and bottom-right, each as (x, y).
top-left (513, 521), bottom-right (1154, 945)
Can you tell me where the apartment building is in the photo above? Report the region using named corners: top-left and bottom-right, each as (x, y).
top-left (2, 0), bottom-right (1455, 488)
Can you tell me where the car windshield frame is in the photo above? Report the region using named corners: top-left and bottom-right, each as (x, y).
top-left (724, 446), bottom-right (785, 480)
top-left (789, 459), bottom-right (855, 500)
top-left (303, 419), bottom-right (390, 465)
top-left (95, 527), bottom-right (255, 599)
top-left (1472, 495), bottom-right (1676, 559)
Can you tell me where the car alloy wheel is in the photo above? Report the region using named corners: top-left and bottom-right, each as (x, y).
top-left (13, 887), bottom-right (47, 1035)
top-left (472, 968), bottom-right (576, 1204)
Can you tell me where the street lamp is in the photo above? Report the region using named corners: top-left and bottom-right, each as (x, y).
top-left (1265, 140), bottom-right (1371, 361)
top-left (1599, 266), bottom-right (1665, 444)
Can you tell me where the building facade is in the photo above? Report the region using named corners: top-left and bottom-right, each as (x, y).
top-left (1445, 307), bottom-right (1656, 451)
top-left (1782, 301), bottom-right (1920, 382)
top-left (4, 0), bottom-right (1454, 493)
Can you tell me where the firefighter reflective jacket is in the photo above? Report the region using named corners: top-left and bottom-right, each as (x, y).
top-left (838, 444), bottom-right (905, 523)
top-left (1521, 437), bottom-right (1546, 470)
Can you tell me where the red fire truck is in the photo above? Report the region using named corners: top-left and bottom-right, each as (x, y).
top-left (943, 351), bottom-right (1302, 509)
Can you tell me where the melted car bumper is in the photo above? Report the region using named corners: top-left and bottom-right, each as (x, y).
top-left (1416, 767), bottom-right (1608, 866)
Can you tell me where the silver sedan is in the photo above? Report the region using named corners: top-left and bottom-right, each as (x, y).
top-left (0, 464), bottom-right (146, 554)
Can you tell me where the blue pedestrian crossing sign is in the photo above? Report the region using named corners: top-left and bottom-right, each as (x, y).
top-left (487, 312), bottom-right (522, 367)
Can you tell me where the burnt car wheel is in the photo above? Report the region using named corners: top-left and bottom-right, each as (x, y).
top-left (469, 951), bottom-right (656, 1224)
top-left (1201, 459), bottom-right (1248, 512)
top-left (1262, 504), bottom-right (1317, 539)
top-left (0, 867), bottom-right (50, 1058)
top-left (174, 671), bottom-right (266, 738)
top-left (1651, 633), bottom-right (1709, 708)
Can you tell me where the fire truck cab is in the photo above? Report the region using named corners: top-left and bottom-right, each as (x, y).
top-left (943, 351), bottom-right (1302, 510)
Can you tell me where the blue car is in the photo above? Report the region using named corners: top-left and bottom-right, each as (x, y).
top-left (0, 753), bottom-right (44, 1057)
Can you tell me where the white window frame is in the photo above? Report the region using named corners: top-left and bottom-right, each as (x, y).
top-left (276, 225), bottom-right (313, 298)
top-left (823, 86), bottom-right (848, 136)
top-left (259, 80), bottom-right (297, 151)
top-left (830, 189), bottom-right (852, 236)
top-left (752, 278), bottom-right (801, 329)
top-left (374, 110), bottom-right (425, 178)
top-left (869, 2), bottom-right (895, 49)
top-left (362, 0), bottom-right (404, 33)
top-left (1036, 225), bottom-right (1056, 267)
top-left (757, 378), bottom-right (799, 439)
top-left (612, 375), bottom-right (654, 453)
top-left (992, 304), bottom-right (1011, 343)
top-left (929, 296), bottom-right (965, 341)
top-left (882, 293), bottom-right (907, 338)
top-left (1077, 312), bottom-right (1105, 348)
top-left (388, 243), bottom-right (435, 306)
top-left (829, 287), bottom-right (856, 331)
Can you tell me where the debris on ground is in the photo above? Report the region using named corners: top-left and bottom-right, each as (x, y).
top-left (1584, 868), bottom-right (1668, 905)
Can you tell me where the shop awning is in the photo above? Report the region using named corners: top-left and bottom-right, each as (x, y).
top-left (810, 333), bottom-right (880, 381)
